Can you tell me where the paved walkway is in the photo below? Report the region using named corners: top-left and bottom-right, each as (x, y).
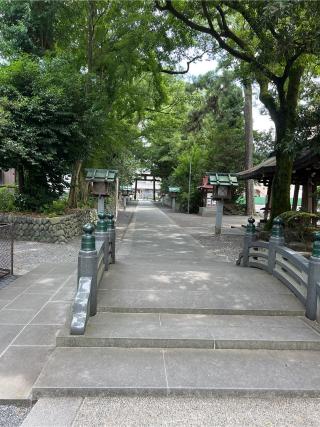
top-left (31, 202), bottom-right (320, 397)
top-left (2, 201), bottom-right (320, 425)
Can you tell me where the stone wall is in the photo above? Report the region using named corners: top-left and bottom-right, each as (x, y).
top-left (0, 209), bottom-right (97, 243)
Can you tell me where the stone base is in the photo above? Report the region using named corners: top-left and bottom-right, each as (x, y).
top-left (198, 206), bottom-right (216, 217)
top-left (0, 209), bottom-right (97, 243)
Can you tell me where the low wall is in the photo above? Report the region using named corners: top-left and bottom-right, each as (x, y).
top-left (0, 209), bottom-right (97, 243)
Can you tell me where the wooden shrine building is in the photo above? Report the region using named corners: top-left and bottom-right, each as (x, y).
top-left (237, 150), bottom-right (320, 217)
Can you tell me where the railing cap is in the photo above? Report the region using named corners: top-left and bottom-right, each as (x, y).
top-left (246, 216), bottom-right (256, 234)
top-left (81, 223), bottom-right (96, 251)
top-left (271, 216), bottom-right (284, 238)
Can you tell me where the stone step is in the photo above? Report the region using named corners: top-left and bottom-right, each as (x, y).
top-left (32, 347), bottom-right (320, 398)
top-left (97, 290), bottom-right (304, 316)
top-left (56, 313), bottom-right (320, 350)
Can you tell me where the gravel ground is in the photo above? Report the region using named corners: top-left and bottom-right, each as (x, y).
top-left (74, 396), bottom-right (320, 427)
top-left (160, 205), bottom-right (245, 263)
top-left (192, 233), bottom-right (243, 263)
top-left (0, 404), bottom-right (31, 427)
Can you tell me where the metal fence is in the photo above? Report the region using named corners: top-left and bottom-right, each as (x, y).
top-left (0, 223), bottom-right (13, 277)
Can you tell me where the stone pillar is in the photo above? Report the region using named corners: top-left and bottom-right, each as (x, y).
top-left (268, 217), bottom-right (285, 274)
top-left (215, 200), bottom-right (224, 235)
top-left (172, 196), bottom-right (176, 212)
top-left (78, 224), bottom-right (98, 316)
top-left (242, 217), bottom-right (256, 267)
top-left (95, 212), bottom-right (109, 271)
top-left (306, 232), bottom-right (320, 321)
top-left (97, 195), bottom-right (105, 213)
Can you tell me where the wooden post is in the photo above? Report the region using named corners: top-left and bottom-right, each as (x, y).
top-left (292, 184), bottom-right (300, 211)
top-left (153, 176), bottom-right (156, 201)
top-left (302, 183), bottom-right (307, 211)
top-left (134, 178), bottom-right (138, 200)
top-left (264, 182), bottom-right (272, 221)
top-left (307, 177), bottom-right (313, 212)
top-left (115, 177), bottom-right (119, 219)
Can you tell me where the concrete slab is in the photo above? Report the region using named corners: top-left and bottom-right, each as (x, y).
top-left (0, 346), bottom-right (53, 400)
top-left (97, 288), bottom-right (304, 315)
top-left (32, 347), bottom-right (320, 397)
top-left (30, 302), bottom-right (71, 325)
top-left (0, 309), bottom-right (37, 325)
top-left (99, 262), bottom-right (292, 294)
top-left (164, 348), bottom-right (320, 395)
top-left (22, 397), bottom-right (82, 426)
top-left (57, 313), bottom-right (320, 350)
top-left (13, 325), bottom-right (59, 346)
top-left (33, 347), bottom-right (167, 398)
top-left (0, 324), bottom-right (24, 353)
top-left (5, 294), bottom-right (51, 311)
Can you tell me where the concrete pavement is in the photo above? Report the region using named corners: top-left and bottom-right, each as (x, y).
top-left (32, 202), bottom-right (320, 399)
top-left (2, 201), bottom-right (320, 425)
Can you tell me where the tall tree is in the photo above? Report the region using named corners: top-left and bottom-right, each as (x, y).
top-left (243, 81), bottom-right (255, 216)
top-left (156, 0), bottom-right (320, 219)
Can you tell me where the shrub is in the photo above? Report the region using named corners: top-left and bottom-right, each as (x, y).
top-left (278, 210), bottom-right (320, 242)
top-left (0, 186), bottom-right (16, 212)
top-left (178, 190), bottom-right (202, 214)
top-left (41, 197), bottom-right (69, 217)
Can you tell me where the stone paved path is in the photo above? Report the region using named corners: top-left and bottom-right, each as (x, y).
top-left (32, 202), bottom-right (320, 400)
top-left (2, 201), bottom-right (320, 425)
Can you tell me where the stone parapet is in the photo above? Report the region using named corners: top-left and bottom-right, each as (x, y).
top-left (0, 209), bottom-right (97, 243)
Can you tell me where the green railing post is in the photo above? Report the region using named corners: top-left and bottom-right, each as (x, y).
top-left (78, 223), bottom-right (98, 316)
top-left (81, 223), bottom-right (96, 251)
top-left (268, 217), bottom-right (285, 274)
top-left (106, 212), bottom-right (116, 263)
top-left (96, 212), bottom-right (108, 233)
top-left (306, 232), bottom-right (320, 320)
top-left (95, 212), bottom-right (109, 271)
top-left (242, 217), bottom-right (256, 267)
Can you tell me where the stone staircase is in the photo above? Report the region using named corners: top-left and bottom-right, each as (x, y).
top-left (32, 269), bottom-right (320, 398)
top-left (31, 202), bottom-right (320, 398)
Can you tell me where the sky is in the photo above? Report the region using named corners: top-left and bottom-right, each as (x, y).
top-left (186, 59), bottom-right (274, 134)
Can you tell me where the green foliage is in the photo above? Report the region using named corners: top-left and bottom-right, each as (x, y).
top-left (0, 55), bottom-right (105, 210)
top-left (0, 186), bottom-right (16, 212)
top-left (40, 197), bottom-right (68, 217)
top-left (178, 190), bottom-right (202, 214)
top-left (278, 210), bottom-right (320, 242)
top-left (279, 211), bottom-right (320, 227)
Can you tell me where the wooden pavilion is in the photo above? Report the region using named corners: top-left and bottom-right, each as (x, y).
top-left (236, 150), bottom-right (320, 217)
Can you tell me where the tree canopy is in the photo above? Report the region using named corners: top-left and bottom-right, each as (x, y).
top-left (0, 0), bottom-right (319, 217)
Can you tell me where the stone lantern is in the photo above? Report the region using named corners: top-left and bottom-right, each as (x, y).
top-left (168, 186), bottom-right (181, 212)
top-left (86, 169), bottom-right (118, 212)
top-left (207, 173), bottom-right (238, 234)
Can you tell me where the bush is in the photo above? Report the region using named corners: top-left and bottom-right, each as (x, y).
top-left (41, 197), bottom-right (69, 217)
top-left (178, 190), bottom-right (202, 214)
top-left (278, 210), bottom-right (320, 242)
top-left (0, 186), bottom-right (16, 212)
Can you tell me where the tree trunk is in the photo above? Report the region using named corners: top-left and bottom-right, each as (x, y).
top-left (270, 151), bottom-right (293, 219)
top-left (87, 0), bottom-right (95, 74)
top-left (243, 81), bottom-right (255, 216)
top-left (292, 184), bottom-right (299, 211)
top-left (68, 160), bottom-right (83, 209)
top-left (17, 166), bottom-right (25, 194)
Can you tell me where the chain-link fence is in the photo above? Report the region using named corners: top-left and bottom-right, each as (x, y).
top-left (0, 223), bottom-right (13, 277)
